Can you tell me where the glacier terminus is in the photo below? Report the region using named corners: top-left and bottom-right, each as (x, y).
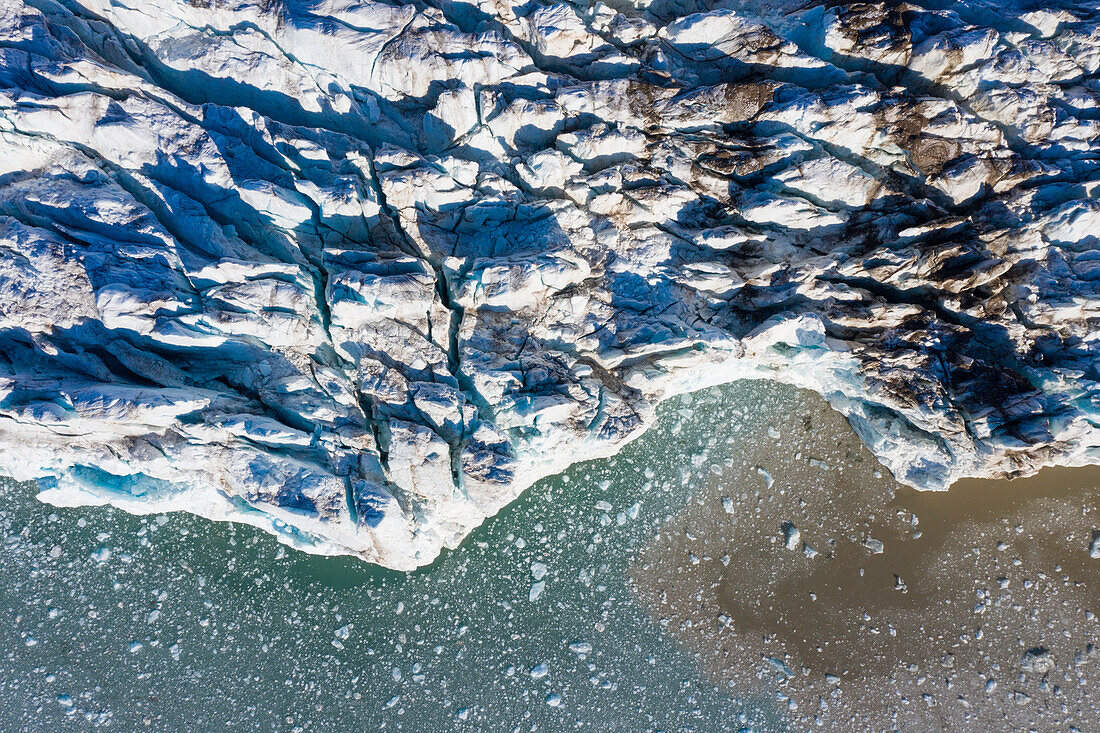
top-left (1, 0), bottom-right (1099, 569)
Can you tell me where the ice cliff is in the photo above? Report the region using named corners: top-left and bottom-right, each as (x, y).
top-left (1, 0), bottom-right (1098, 568)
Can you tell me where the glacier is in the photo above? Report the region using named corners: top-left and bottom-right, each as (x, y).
top-left (0, 0), bottom-right (1098, 569)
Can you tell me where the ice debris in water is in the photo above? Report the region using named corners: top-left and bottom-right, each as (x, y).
top-left (0, 0), bottom-right (1098, 570)
top-left (1090, 532), bottom-right (1100, 559)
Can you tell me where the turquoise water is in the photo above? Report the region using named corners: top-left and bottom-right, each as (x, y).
top-left (0, 384), bottom-right (782, 731)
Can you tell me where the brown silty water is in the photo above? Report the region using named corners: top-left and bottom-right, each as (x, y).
top-left (629, 381), bottom-right (1100, 731)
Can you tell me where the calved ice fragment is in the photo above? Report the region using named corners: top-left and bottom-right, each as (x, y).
top-left (0, 0), bottom-right (1097, 569)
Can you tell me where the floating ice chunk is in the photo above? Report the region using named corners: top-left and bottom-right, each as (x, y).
top-left (529, 581), bottom-right (545, 602)
top-left (531, 562), bottom-right (548, 581)
top-left (782, 522), bottom-right (800, 551)
top-left (568, 641), bottom-right (592, 654)
top-left (802, 543), bottom-right (818, 559)
top-left (1089, 531), bottom-right (1100, 558)
top-left (756, 467), bottom-right (774, 489)
top-left (721, 497), bottom-right (734, 514)
top-left (766, 656), bottom-right (794, 678)
top-left (1021, 647), bottom-right (1054, 675)
top-left (546, 693), bottom-right (562, 707)
top-left (530, 662), bottom-right (549, 679)
top-left (861, 537), bottom-right (884, 554)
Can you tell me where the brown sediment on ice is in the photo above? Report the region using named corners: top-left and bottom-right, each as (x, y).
top-left (629, 382), bottom-right (1100, 730)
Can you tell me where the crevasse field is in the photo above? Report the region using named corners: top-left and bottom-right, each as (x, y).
top-left (4, 0), bottom-right (1099, 572)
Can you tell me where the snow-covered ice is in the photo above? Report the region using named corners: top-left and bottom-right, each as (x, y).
top-left (0, 0), bottom-right (1098, 568)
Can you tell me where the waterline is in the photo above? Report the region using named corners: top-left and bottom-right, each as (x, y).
top-left (0, 383), bottom-right (780, 731)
